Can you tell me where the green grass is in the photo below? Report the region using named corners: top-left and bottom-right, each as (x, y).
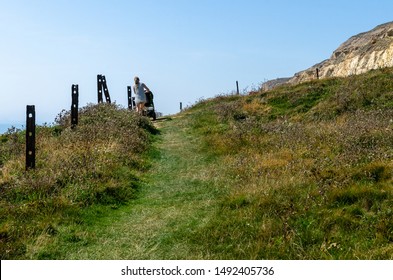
top-left (182, 67), bottom-right (393, 259)
top-left (1, 67), bottom-right (393, 259)
top-left (25, 115), bottom-right (225, 259)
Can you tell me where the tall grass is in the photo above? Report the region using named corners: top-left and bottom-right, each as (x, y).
top-left (186, 68), bottom-right (393, 259)
top-left (0, 103), bottom-right (157, 259)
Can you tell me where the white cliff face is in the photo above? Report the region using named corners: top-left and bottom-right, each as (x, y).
top-left (284, 22), bottom-right (393, 86)
top-left (327, 44), bottom-right (393, 76)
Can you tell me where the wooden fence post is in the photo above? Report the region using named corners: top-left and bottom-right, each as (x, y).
top-left (97, 74), bottom-right (103, 103)
top-left (180, 102), bottom-right (183, 112)
top-left (71, 84), bottom-right (79, 129)
top-left (236, 81), bottom-right (239, 95)
top-left (316, 68), bottom-right (320, 79)
top-left (102, 75), bottom-right (111, 103)
top-left (26, 105), bottom-right (36, 170)
top-left (127, 86), bottom-right (132, 110)
top-left (97, 74), bottom-right (111, 104)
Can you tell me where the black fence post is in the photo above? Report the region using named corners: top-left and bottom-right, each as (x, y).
top-left (102, 75), bottom-right (111, 103)
top-left (236, 81), bottom-right (240, 95)
top-left (316, 68), bottom-right (320, 79)
top-left (71, 84), bottom-right (79, 129)
top-left (180, 102), bottom-right (183, 112)
top-left (97, 74), bottom-right (103, 103)
top-left (26, 105), bottom-right (36, 170)
top-left (127, 86), bottom-right (132, 110)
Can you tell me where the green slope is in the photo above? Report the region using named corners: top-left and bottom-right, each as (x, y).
top-left (1, 68), bottom-right (393, 259)
top-left (51, 115), bottom-right (225, 259)
top-left (182, 68), bottom-right (393, 259)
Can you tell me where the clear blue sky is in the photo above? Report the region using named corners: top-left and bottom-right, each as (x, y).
top-left (1, 0), bottom-right (392, 125)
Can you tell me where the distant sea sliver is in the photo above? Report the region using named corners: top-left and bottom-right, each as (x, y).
top-left (0, 124), bottom-right (24, 134)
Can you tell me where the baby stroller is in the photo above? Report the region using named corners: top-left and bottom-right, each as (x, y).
top-left (144, 91), bottom-right (157, 120)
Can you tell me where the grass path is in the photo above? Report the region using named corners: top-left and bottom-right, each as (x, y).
top-left (63, 115), bottom-right (222, 259)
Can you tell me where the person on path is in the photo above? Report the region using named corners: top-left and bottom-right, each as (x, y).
top-left (133, 76), bottom-right (150, 115)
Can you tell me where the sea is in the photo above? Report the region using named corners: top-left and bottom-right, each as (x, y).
top-left (0, 123), bottom-right (24, 134)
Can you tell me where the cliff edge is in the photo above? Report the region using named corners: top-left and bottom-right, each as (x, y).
top-left (263, 22), bottom-right (393, 90)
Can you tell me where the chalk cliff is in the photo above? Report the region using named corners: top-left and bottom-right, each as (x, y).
top-left (263, 22), bottom-right (393, 90)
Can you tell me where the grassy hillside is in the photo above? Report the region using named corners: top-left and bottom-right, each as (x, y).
top-left (185, 67), bottom-right (393, 259)
top-left (1, 67), bottom-right (392, 260)
top-left (0, 104), bottom-right (157, 259)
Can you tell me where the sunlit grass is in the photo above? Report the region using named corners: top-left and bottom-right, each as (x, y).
top-left (185, 67), bottom-right (393, 259)
top-left (1, 67), bottom-right (393, 259)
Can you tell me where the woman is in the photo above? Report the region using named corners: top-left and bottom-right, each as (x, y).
top-left (133, 76), bottom-right (150, 115)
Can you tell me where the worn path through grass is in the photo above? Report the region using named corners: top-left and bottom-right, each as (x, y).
top-left (63, 115), bottom-right (222, 259)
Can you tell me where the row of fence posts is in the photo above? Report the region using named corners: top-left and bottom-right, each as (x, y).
top-left (25, 77), bottom-right (264, 170)
top-left (24, 74), bottom-right (136, 170)
top-left (177, 70), bottom-right (321, 111)
top-left (177, 71), bottom-right (321, 112)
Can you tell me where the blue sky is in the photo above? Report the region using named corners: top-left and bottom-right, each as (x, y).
top-left (1, 0), bottom-right (392, 126)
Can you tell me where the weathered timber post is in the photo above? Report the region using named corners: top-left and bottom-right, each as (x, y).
top-left (97, 74), bottom-right (103, 103)
top-left (71, 84), bottom-right (79, 129)
top-left (180, 102), bottom-right (183, 112)
top-left (236, 81), bottom-right (240, 95)
top-left (26, 105), bottom-right (36, 170)
top-left (97, 74), bottom-right (111, 104)
top-left (316, 68), bottom-right (320, 79)
top-left (127, 86), bottom-right (132, 110)
top-left (102, 75), bottom-right (111, 103)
